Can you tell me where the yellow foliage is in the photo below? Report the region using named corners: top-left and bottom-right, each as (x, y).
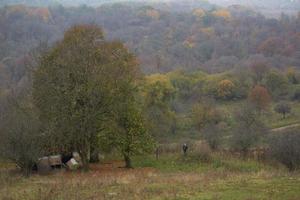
top-left (212, 9), bottom-right (231, 21)
top-left (192, 8), bottom-right (205, 18)
top-left (217, 79), bottom-right (235, 99)
top-left (146, 73), bottom-right (172, 87)
top-left (200, 27), bottom-right (215, 36)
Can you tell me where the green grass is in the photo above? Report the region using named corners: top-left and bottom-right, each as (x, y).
top-left (133, 153), bottom-right (276, 173)
top-left (1, 154), bottom-right (300, 200)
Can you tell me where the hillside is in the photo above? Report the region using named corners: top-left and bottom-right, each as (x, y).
top-left (0, 2), bottom-right (299, 91)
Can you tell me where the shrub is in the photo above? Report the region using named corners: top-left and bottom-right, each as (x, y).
top-left (0, 95), bottom-right (43, 176)
top-left (269, 131), bottom-right (300, 170)
top-left (231, 103), bottom-right (267, 156)
top-left (274, 102), bottom-right (291, 118)
top-left (190, 142), bottom-right (212, 162)
top-left (293, 88), bottom-right (300, 101)
top-left (202, 123), bottom-right (225, 150)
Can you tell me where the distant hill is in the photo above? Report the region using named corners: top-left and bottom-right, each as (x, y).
top-left (0, 0), bottom-right (134, 7)
top-left (209, 0), bottom-right (300, 17)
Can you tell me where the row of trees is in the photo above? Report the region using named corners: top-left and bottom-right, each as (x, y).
top-left (0, 25), bottom-right (155, 174)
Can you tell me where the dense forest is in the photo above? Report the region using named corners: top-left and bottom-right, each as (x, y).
top-left (0, 1), bottom-right (300, 91)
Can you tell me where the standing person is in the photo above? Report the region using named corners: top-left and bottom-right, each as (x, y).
top-left (182, 143), bottom-right (188, 156)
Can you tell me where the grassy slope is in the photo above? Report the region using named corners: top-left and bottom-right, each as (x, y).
top-left (1, 154), bottom-right (300, 200)
top-left (217, 100), bottom-right (300, 129)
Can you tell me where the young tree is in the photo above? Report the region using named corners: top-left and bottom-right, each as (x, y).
top-left (144, 75), bottom-right (176, 139)
top-left (33, 25), bottom-right (140, 170)
top-left (192, 99), bottom-right (222, 131)
top-left (250, 61), bottom-right (269, 84)
top-left (274, 102), bottom-right (292, 119)
top-left (217, 79), bottom-right (235, 100)
top-left (286, 67), bottom-right (299, 84)
top-left (248, 85), bottom-right (271, 112)
top-left (265, 70), bottom-right (288, 98)
top-left (192, 98), bottom-right (224, 149)
top-left (231, 103), bottom-right (267, 156)
top-left (115, 103), bottom-right (155, 168)
top-left (202, 123), bottom-right (224, 150)
top-left (0, 94), bottom-right (43, 176)
top-left (269, 131), bottom-right (300, 171)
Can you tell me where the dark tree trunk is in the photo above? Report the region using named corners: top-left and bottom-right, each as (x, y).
top-left (81, 155), bottom-right (89, 172)
top-left (124, 154), bottom-right (132, 168)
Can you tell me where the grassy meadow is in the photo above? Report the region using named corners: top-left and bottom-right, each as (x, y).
top-left (1, 153), bottom-right (300, 200)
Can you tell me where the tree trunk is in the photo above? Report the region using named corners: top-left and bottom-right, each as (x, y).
top-left (81, 153), bottom-right (89, 172)
top-left (124, 154), bottom-right (132, 168)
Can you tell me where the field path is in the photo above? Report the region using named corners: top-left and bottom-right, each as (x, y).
top-left (270, 123), bottom-right (300, 132)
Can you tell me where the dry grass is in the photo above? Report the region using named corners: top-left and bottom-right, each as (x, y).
top-left (1, 155), bottom-right (300, 200)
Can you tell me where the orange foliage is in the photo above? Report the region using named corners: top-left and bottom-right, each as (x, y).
top-left (192, 8), bottom-right (205, 18)
top-left (212, 9), bottom-right (231, 21)
top-left (258, 37), bottom-right (284, 56)
top-left (29, 8), bottom-right (51, 22)
top-left (6, 5), bottom-right (51, 22)
top-left (249, 85), bottom-right (271, 111)
top-left (217, 79), bottom-right (235, 99)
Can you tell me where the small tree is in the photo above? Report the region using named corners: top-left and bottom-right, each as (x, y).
top-left (116, 104), bottom-right (155, 168)
top-left (231, 103), bottom-right (267, 156)
top-left (265, 70), bottom-right (288, 98)
top-left (293, 88), bottom-right (300, 101)
top-left (250, 61), bottom-right (269, 84)
top-left (192, 100), bottom-right (222, 131)
top-left (248, 85), bottom-right (271, 112)
top-left (286, 67), bottom-right (299, 84)
top-left (217, 79), bottom-right (235, 100)
top-left (269, 131), bottom-right (300, 170)
top-left (202, 123), bottom-right (224, 150)
top-left (274, 102), bottom-right (291, 119)
top-left (192, 99), bottom-right (223, 150)
top-left (0, 96), bottom-right (43, 176)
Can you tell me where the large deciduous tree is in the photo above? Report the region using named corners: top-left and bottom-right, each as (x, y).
top-left (33, 25), bottom-right (140, 170)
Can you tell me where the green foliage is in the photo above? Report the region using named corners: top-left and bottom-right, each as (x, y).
top-left (265, 70), bottom-right (288, 98)
top-left (274, 102), bottom-right (292, 118)
top-left (192, 99), bottom-right (222, 130)
top-left (231, 103), bottom-right (267, 154)
top-left (144, 74), bottom-right (176, 140)
top-left (0, 96), bottom-right (42, 176)
top-left (269, 130), bottom-right (300, 170)
top-left (33, 24), bottom-right (140, 170)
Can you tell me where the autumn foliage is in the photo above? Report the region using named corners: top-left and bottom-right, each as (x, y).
top-left (248, 85), bottom-right (271, 111)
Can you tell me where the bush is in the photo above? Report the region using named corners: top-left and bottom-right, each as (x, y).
top-left (202, 123), bottom-right (224, 150)
top-left (231, 103), bottom-right (267, 155)
top-left (0, 97), bottom-right (43, 176)
top-left (274, 102), bottom-right (291, 118)
top-left (189, 142), bottom-right (212, 162)
top-left (293, 88), bottom-right (300, 101)
top-left (269, 131), bottom-right (300, 170)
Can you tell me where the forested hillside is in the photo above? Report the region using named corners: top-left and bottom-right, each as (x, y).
top-left (0, 2), bottom-right (300, 92)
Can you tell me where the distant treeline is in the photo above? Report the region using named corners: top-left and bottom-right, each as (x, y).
top-left (0, 2), bottom-right (299, 89)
